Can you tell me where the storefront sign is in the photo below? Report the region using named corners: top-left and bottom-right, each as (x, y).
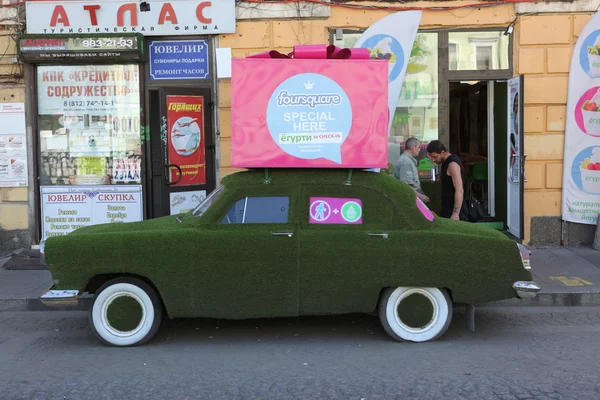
top-left (170, 190), bottom-right (206, 215)
top-left (231, 58), bottom-right (389, 168)
top-left (354, 11), bottom-right (423, 135)
top-left (149, 40), bottom-right (209, 80)
top-left (166, 96), bottom-right (206, 186)
top-left (562, 10), bottom-right (600, 225)
top-left (0, 103), bottom-right (28, 187)
top-left (25, 0), bottom-right (236, 36)
top-left (19, 34), bottom-right (143, 62)
top-left (41, 185), bottom-right (143, 240)
top-left (309, 197), bottom-right (362, 224)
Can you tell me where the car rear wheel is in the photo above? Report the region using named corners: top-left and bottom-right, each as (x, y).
top-left (378, 287), bottom-right (452, 343)
top-left (90, 277), bottom-right (162, 347)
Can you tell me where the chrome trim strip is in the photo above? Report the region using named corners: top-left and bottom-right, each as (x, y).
top-left (513, 281), bottom-right (541, 299)
top-left (40, 289), bottom-right (79, 307)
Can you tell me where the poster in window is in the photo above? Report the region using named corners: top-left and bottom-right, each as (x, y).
top-left (36, 64), bottom-right (141, 186)
top-left (166, 96), bottom-right (206, 186)
top-left (0, 103), bottom-right (28, 187)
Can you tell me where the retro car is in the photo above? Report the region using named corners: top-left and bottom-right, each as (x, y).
top-left (39, 169), bottom-right (540, 346)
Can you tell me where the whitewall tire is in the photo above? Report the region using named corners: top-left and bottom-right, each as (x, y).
top-left (90, 277), bottom-right (162, 347)
top-left (378, 287), bottom-right (452, 343)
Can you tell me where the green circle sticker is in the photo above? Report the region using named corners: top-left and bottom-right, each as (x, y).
top-left (341, 201), bottom-right (362, 223)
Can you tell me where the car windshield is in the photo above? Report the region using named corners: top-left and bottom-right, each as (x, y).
top-left (192, 185), bottom-right (224, 217)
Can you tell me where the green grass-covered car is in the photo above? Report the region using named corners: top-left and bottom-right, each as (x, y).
top-left (39, 169), bottom-right (540, 346)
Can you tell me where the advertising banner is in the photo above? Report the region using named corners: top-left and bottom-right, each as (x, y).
top-left (37, 64), bottom-right (141, 186)
top-left (231, 58), bottom-right (389, 168)
top-left (149, 40), bottom-right (209, 80)
top-left (0, 103), bottom-right (28, 187)
top-left (19, 34), bottom-right (143, 63)
top-left (166, 96), bottom-right (206, 186)
top-left (26, 0), bottom-right (236, 35)
top-left (41, 185), bottom-right (143, 240)
top-left (353, 11), bottom-right (423, 135)
top-left (507, 76), bottom-right (524, 238)
top-left (562, 11), bottom-right (600, 225)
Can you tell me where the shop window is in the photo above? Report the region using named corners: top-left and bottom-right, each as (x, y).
top-left (221, 196), bottom-right (290, 224)
top-left (449, 43), bottom-right (459, 70)
top-left (448, 31), bottom-right (509, 71)
top-left (37, 65), bottom-right (142, 186)
top-left (475, 46), bottom-right (493, 70)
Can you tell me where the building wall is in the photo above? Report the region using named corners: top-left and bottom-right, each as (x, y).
top-left (0, 5), bottom-right (28, 255)
top-left (517, 13), bottom-right (594, 243)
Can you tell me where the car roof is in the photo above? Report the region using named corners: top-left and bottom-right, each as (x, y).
top-left (222, 168), bottom-right (413, 195)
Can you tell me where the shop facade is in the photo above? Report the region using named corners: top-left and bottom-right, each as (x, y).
top-left (14, 0), bottom-right (235, 245)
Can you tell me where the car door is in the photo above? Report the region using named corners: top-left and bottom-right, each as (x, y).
top-left (193, 190), bottom-right (299, 319)
top-left (297, 182), bottom-right (398, 316)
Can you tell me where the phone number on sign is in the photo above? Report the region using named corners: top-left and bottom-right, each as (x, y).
top-left (63, 101), bottom-right (117, 107)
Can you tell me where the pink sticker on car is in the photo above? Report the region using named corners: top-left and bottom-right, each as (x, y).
top-left (416, 197), bottom-right (435, 222)
top-left (309, 197), bottom-right (362, 224)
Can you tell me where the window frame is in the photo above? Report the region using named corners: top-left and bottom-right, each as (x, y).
top-left (328, 27), bottom-right (513, 152)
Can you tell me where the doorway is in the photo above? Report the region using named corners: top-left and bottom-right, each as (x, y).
top-left (448, 80), bottom-right (509, 230)
top-left (149, 87), bottom-right (216, 218)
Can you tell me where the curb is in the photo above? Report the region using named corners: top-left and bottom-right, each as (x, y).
top-left (478, 292), bottom-right (600, 307)
top-left (2, 293), bottom-right (600, 312)
top-left (0, 297), bottom-right (91, 312)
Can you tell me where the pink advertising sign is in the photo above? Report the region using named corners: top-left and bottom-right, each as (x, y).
top-left (231, 56), bottom-right (389, 169)
top-left (309, 197), bottom-right (362, 224)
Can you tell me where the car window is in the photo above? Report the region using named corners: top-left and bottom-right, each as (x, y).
top-left (221, 196), bottom-right (290, 224)
top-left (192, 185), bottom-right (224, 217)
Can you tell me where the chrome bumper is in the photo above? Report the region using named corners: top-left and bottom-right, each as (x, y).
top-left (39, 288), bottom-right (79, 307)
top-left (513, 281), bottom-right (541, 299)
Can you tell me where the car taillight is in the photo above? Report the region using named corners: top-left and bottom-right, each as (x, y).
top-left (517, 243), bottom-right (531, 270)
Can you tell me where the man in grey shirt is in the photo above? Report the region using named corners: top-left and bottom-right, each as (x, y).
top-left (393, 137), bottom-right (430, 203)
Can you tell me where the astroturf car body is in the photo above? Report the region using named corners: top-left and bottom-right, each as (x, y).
top-left (39, 168), bottom-right (540, 346)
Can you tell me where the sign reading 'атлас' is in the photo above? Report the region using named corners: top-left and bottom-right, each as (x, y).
top-left (25, 0), bottom-right (236, 35)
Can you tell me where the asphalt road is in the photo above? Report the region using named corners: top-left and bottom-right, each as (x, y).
top-left (1, 306), bottom-right (600, 400)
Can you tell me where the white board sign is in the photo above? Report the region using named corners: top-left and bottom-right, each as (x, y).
top-left (41, 185), bottom-right (143, 240)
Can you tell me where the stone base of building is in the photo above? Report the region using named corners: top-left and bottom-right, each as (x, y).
top-left (0, 229), bottom-right (31, 258)
top-left (530, 217), bottom-right (597, 247)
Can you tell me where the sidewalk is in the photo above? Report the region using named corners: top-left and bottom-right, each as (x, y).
top-left (3, 246), bottom-right (600, 311)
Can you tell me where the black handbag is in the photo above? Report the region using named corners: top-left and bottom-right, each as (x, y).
top-left (460, 178), bottom-right (484, 223)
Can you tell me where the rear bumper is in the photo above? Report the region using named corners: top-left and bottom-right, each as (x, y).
top-left (39, 287), bottom-right (79, 307)
top-left (513, 281), bottom-right (541, 299)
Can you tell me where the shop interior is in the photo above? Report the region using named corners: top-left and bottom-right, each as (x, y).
top-left (446, 80), bottom-right (508, 229)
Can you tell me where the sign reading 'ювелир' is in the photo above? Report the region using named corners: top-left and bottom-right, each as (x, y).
top-left (231, 58), bottom-right (389, 169)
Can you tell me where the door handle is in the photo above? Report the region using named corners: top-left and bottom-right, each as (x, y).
top-left (368, 233), bottom-right (389, 239)
top-left (522, 154), bottom-right (528, 183)
top-left (165, 164), bottom-right (182, 185)
top-left (272, 232), bottom-right (294, 237)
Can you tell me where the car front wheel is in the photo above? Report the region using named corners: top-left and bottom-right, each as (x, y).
top-left (90, 277), bottom-right (162, 347)
top-left (378, 287), bottom-right (452, 342)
